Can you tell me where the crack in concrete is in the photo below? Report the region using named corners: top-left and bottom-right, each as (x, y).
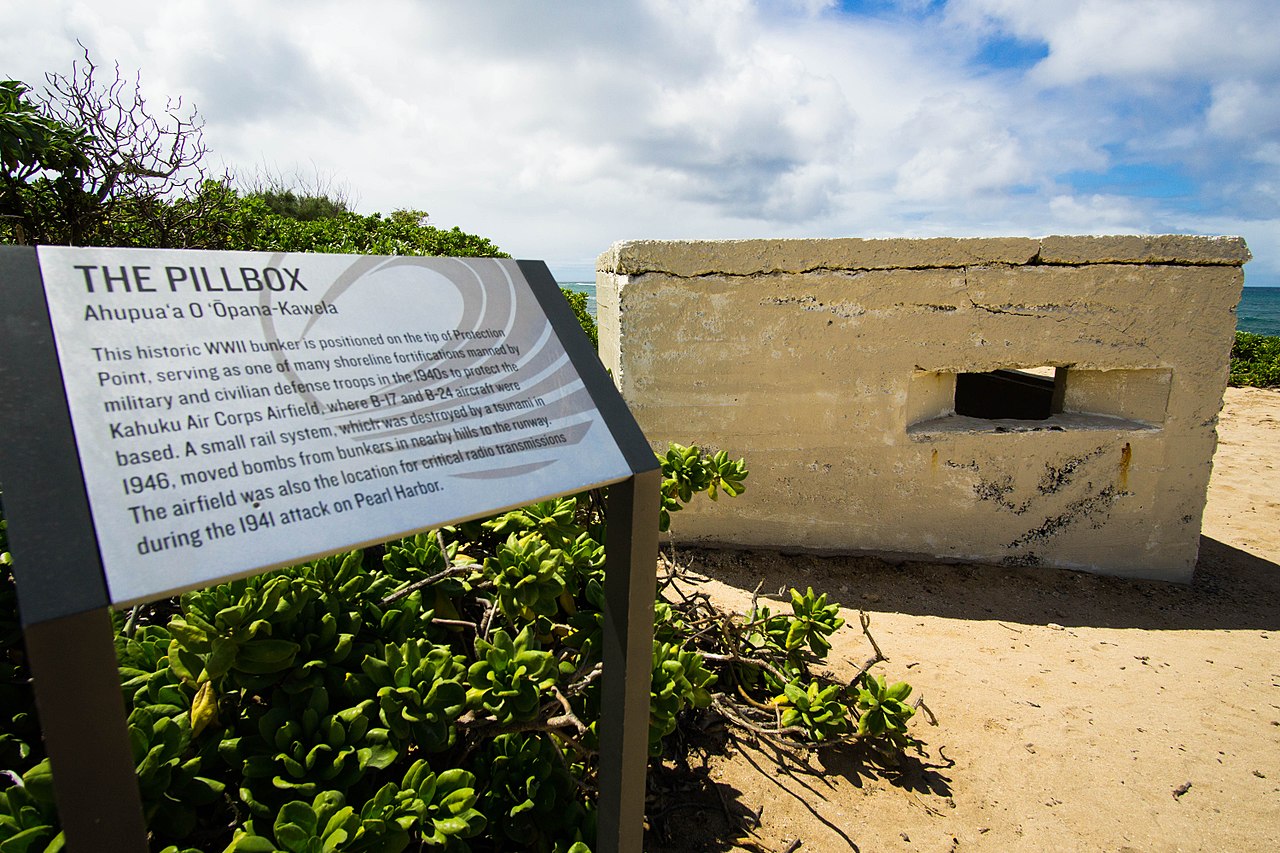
top-left (956, 273), bottom-right (1159, 353)
top-left (966, 299), bottom-right (1070, 319)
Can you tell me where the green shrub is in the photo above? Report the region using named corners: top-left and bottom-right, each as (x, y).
top-left (1230, 331), bottom-right (1280, 387)
top-left (559, 289), bottom-right (597, 350)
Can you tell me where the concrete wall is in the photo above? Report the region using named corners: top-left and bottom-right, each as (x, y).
top-left (597, 236), bottom-right (1250, 581)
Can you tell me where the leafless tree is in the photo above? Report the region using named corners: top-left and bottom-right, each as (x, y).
top-left (33, 44), bottom-right (215, 244)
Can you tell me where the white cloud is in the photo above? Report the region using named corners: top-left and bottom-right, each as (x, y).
top-left (948, 0), bottom-right (1280, 82)
top-left (1206, 78), bottom-right (1280, 163)
top-left (1, 0), bottom-right (1276, 283)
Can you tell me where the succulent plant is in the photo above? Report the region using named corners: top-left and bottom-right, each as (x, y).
top-left (855, 673), bottom-right (917, 749)
top-left (466, 627), bottom-right (557, 725)
top-left (477, 733), bottom-right (589, 851)
top-left (485, 534), bottom-right (567, 625)
top-left (778, 680), bottom-right (849, 742)
top-left (218, 687), bottom-right (396, 818)
top-left (359, 639), bottom-right (467, 753)
top-left (648, 642), bottom-right (716, 754)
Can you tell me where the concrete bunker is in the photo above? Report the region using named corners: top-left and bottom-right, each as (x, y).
top-left (597, 236), bottom-right (1249, 582)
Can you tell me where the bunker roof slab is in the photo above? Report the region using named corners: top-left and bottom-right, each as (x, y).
top-left (599, 235), bottom-right (1251, 277)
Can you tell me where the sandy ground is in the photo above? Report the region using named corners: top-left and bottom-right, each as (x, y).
top-left (655, 386), bottom-right (1280, 853)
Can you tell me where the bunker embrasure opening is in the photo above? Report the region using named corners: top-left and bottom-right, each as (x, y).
top-left (953, 367), bottom-right (1066, 420)
top-left (906, 366), bottom-right (1172, 435)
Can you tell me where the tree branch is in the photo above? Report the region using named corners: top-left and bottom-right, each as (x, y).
top-left (379, 564), bottom-right (476, 607)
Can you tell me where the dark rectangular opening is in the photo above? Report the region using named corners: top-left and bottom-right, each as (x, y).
top-left (954, 369), bottom-right (1062, 420)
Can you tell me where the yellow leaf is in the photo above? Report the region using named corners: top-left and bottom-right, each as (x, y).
top-left (191, 680), bottom-right (218, 738)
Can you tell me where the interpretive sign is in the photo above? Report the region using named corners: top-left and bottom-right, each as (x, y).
top-left (36, 247), bottom-right (635, 606)
top-left (0, 247), bottom-right (657, 853)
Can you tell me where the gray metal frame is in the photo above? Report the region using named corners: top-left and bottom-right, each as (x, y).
top-left (0, 248), bottom-right (658, 853)
top-left (0, 246), bottom-right (149, 850)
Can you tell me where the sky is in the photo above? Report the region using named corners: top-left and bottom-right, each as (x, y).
top-left (4, 0), bottom-right (1278, 285)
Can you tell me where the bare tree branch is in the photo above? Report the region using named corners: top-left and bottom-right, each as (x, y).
top-left (35, 43), bottom-right (209, 244)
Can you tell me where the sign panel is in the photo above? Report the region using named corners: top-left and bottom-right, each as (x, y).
top-left (35, 247), bottom-right (633, 606)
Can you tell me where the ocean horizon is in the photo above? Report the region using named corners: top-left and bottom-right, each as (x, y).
top-left (559, 282), bottom-right (1280, 337)
top-left (1236, 286), bottom-right (1280, 336)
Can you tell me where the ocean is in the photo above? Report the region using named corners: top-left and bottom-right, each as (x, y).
top-left (559, 282), bottom-right (596, 319)
top-left (558, 282), bottom-right (1280, 337)
top-left (1237, 287), bottom-right (1280, 337)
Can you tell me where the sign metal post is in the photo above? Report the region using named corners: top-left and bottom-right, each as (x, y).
top-left (520, 260), bottom-right (659, 853)
top-left (0, 246), bottom-right (149, 848)
top-left (0, 247), bottom-right (657, 853)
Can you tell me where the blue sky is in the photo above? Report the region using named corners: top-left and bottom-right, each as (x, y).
top-left (3, 0), bottom-right (1277, 285)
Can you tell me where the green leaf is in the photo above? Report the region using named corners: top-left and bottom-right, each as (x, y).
top-left (320, 828), bottom-right (349, 853)
top-left (167, 621), bottom-right (210, 652)
top-left (238, 639), bottom-right (301, 665)
top-left (20, 761), bottom-right (55, 805)
top-left (273, 823), bottom-right (310, 852)
top-left (431, 816), bottom-right (473, 835)
top-left (167, 643), bottom-right (203, 684)
top-left (225, 833), bottom-right (278, 853)
top-left (0, 826), bottom-right (58, 853)
top-left (885, 681), bottom-right (913, 703)
top-left (361, 743), bottom-right (399, 771)
top-left (205, 637), bottom-right (238, 679)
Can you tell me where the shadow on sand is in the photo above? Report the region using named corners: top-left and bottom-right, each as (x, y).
top-left (644, 723), bottom-right (955, 852)
top-left (682, 535), bottom-right (1280, 631)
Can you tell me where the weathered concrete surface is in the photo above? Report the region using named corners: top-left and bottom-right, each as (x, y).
top-left (597, 236), bottom-right (1249, 581)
